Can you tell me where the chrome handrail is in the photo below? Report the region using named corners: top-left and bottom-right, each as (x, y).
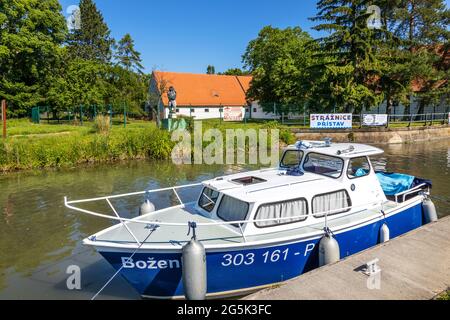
top-left (394, 183), bottom-right (428, 203)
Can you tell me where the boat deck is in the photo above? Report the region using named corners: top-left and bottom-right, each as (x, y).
top-left (91, 201), bottom-right (401, 249)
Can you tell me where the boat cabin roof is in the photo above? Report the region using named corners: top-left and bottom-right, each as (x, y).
top-left (286, 141), bottom-right (384, 159)
top-left (201, 141), bottom-right (384, 204)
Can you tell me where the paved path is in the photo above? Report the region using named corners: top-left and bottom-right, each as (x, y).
top-left (245, 217), bottom-right (450, 300)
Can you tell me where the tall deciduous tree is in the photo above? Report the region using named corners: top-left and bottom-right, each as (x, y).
top-left (242, 26), bottom-right (318, 114)
top-left (114, 33), bottom-right (144, 74)
top-left (67, 0), bottom-right (113, 63)
top-left (0, 0), bottom-right (67, 116)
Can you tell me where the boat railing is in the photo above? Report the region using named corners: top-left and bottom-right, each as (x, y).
top-left (64, 183), bottom-right (426, 246)
top-left (394, 183), bottom-right (429, 203)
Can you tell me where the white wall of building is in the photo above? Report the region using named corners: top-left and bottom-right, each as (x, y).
top-left (365, 96), bottom-right (449, 115)
top-left (245, 102), bottom-right (280, 119)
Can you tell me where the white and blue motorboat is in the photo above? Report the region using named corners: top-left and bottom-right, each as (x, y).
top-left (65, 141), bottom-right (437, 299)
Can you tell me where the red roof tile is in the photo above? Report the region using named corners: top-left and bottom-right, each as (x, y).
top-left (152, 71), bottom-right (252, 106)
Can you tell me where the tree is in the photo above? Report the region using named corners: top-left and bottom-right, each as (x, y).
top-left (114, 33), bottom-right (144, 74)
top-left (67, 0), bottom-right (114, 63)
top-left (391, 0), bottom-right (449, 115)
top-left (219, 68), bottom-right (251, 76)
top-left (0, 0), bottom-right (67, 116)
top-left (242, 26), bottom-right (318, 114)
top-left (310, 0), bottom-right (386, 113)
top-left (206, 65), bottom-right (216, 74)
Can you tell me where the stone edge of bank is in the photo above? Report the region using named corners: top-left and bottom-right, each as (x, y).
top-left (291, 125), bottom-right (450, 144)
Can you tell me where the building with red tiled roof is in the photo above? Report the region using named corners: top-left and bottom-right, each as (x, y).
top-left (150, 71), bottom-right (262, 120)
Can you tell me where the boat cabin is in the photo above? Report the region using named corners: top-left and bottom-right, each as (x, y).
top-left (195, 141), bottom-right (388, 236)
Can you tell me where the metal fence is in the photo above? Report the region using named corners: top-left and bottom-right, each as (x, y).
top-left (30, 104), bottom-right (142, 127)
top-left (278, 112), bottom-right (450, 128)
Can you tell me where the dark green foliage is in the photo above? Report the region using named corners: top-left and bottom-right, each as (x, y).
top-left (206, 65), bottom-right (216, 74)
top-left (0, 0), bottom-right (149, 118)
top-left (219, 68), bottom-right (251, 76)
top-left (67, 0), bottom-right (113, 62)
top-left (0, 0), bottom-right (67, 117)
top-left (115, 33), bottom-right (144, 74)
top-left (243, 26), bottom-right (318, 113)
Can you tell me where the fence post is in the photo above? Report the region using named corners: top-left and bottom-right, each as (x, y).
top-left (123, 103), bottom-right (127, 128)
top-left (80, 105), bottom-right (83, 126)
top-left (2, 100), bottom-right (6, 139)
top-left (408, 114), bottom-right (412, 127)
top-left (430, 113), bottom-right (434, 126)
top-left (281, 112), bottom-right (284, 125)
top-left (47, 106), bottom-right (50, 124)
top-left (109, 105), bottom-right (113, 126)
top-left (386, 114), bottom-right (390, 128)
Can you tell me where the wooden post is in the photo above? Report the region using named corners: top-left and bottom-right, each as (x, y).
top-left (2, 100), bottom-right (6, 139)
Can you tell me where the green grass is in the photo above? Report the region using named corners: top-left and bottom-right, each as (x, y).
top-left (1, 117), bottom-right (447, 172)
top-left (0, 120), bottom-right (174, 172)
top-left (436, 290), bottom-right (450, 300)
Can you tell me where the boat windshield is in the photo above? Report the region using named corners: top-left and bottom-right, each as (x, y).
top-left (303, 152), bottom-right (344, 178)
top-left (198, 187), bottom-right (220, 212)
top-left (280, 150), bottom-right (304, 168)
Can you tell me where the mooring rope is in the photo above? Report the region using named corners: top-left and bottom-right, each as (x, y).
top-left (91, 226), bottom-right (157, 300)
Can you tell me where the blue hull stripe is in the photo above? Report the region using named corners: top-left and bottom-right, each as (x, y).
top-left (99, 202), bottom-right (424, 298)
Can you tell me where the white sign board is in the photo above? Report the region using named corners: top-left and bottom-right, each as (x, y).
top-left (223, 107), bottom-right (244, 122)
top-left (362, 114), bottom-right (388, 126)
top-left (310, 114), bottom-right (352, 129)
top-left (448, 112), bottom-right (450, 124)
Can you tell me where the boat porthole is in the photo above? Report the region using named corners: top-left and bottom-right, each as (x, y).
top-left (351, 184), bottom-right (356, 191)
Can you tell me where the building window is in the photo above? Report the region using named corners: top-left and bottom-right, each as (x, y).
top-left (204, 108), bottom-right (209, 113)
top-left (190, 108), bottom-right (195, 113)
top-left (176, 108), bottom-right (180, 113)
top-left (253, 108), bottom-right (257, 113)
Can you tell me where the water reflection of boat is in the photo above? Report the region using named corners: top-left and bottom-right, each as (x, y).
top-left (65, 141), bottom-right (437, 299)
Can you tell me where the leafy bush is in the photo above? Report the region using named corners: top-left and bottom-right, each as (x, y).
top-left (93, 115), bottom-right (111, 134)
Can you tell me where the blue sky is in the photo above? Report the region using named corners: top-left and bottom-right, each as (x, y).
top-left (58, 0), bottom-right (320, 73)
top-left (58, 0), bottom-right (449, 74)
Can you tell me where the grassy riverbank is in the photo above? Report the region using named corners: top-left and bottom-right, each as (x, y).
top-left (0, 119), bottom-right (295, 172)
top-left (1, 120), bottom-right (174, 172)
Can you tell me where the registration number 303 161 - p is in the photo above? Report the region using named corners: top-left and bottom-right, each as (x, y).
top-left (221, 248), bottom-right (291, 267)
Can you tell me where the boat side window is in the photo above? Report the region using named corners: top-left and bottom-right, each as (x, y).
top-left (347, 156), bottom-right (371, 179)
top-left (303, 153), bottom-right (344, 178)
top-left (198, 187), bottom-right (220, 212)
top-left (217, 195), bottom-right (249, 226)
top-left (280, 150), bottom-right (304, 168)
top-left (255, 198), bottom-right (308, 228)
top-left (312, 190), bottom-right (351, 217)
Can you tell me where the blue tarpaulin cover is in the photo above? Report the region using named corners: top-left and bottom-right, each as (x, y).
top-left (376, 172), bottom-right (416, 196)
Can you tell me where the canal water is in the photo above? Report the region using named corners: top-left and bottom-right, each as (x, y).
top-left (0, 140), bottom-right (449, 300)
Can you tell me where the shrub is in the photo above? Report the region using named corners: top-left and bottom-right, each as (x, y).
top-left (93, 115), bottom-right (111, 134)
